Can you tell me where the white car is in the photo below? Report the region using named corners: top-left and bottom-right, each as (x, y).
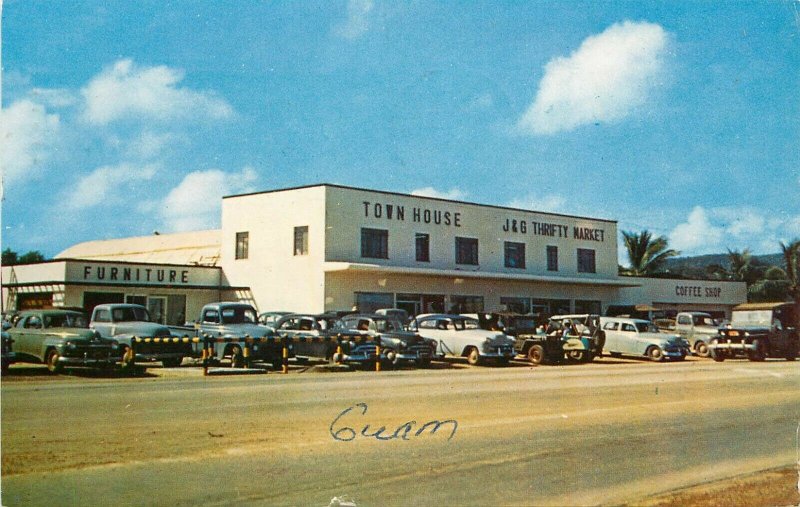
top-left (599, 317), bottom-right (690, 361)
top-left (408, 314), bottom-right (516, 366)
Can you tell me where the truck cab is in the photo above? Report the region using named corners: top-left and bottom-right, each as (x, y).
top-left (674, 312), bottom-right (720, 357)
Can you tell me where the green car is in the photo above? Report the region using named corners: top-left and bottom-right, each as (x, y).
top-left (8, 310), bottom-right (119, 373)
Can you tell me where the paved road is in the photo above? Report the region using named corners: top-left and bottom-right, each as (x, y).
top-left (2, 358), bottom-right (799, 506)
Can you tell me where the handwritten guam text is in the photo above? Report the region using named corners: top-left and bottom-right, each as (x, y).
top-left (329, 403), bottom-right (458, 442)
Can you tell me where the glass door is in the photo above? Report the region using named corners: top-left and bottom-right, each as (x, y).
top-left (147, 297), bottom-right (167, 324)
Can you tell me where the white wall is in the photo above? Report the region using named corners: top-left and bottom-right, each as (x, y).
top-left (221, 186), bottom-right (327, 313)
top-left (324, 186), bottom-right (619, 278)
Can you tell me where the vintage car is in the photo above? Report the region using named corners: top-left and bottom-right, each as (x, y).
top-left (710, 302), bottom-right (798, 362)
top-left (333, 314), bottom-right (437, 367)
top-left (271, 313), bottom-right (344, 361)
top-left (2, 323), bottom-right (15, 373)
top-left (470, 312), bottom-right (562, 365)
top-left (91, 303), bottom-right (190, 367)
top-left (7, 309), bottom-right (119, 372)
top-left (673, 312), bottom-right (720, 357)
top-left (408, 314), bottom-right (516, 366)
top-left (599, 317), bottom-right (690, 361)
top-left (259, 311), bottom-right (294, 328)
top-left (546, 314), bottom-right (604, 362)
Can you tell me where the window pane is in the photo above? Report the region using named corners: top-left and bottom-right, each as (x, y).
top-left (415, 233), bottom-right (430, 262)
top-left (574, 300), bottom-right (601, 314)
top-left (449, 295), bottom-right (484, 313)
top-left (355, 292), bottom-right (394, 313)
top-left (577, 248), bottom-right (596, 273)
top-left (361, 228), bottom-right (388, 259)
top-left (235, 232), bottom-right (249, 260)
top-left (294, 226), bottom-right (309, 256)
top-left (455, 237), bottom-right (478, 265)
top-left (504, 241), bottom-right (525, 269)
top-left (546, 245), bottom-right (558, 271)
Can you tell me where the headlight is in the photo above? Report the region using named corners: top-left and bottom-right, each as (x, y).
top-left (65, 341), bottom-right (77, 349)
top-left (744, 332), bottom-right (749, 337)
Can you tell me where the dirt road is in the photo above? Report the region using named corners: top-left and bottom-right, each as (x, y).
top-left (2, 358), bottom-right (799, 506)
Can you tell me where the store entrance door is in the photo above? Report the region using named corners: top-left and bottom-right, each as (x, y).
top-left (148, 297), bottom-right (167, 324)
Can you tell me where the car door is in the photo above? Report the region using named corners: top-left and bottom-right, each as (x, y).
top-left (602, 321), bottom-right (619, 353)
top-left (618, 323), bottom-right (638, 355)
top-left (14, 314), bottom-right (44, 361)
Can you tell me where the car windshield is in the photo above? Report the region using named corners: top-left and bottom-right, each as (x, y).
top-left (694, 316), bottom-right (718, 326)
top-left (373, 318), bottom-right (403, 332)
top-left (634, 322), bottom-right (659, 333)
top-left (731, 310), bottom-right (772, 326)
top-left (45, 313), bottom-right (88, 329)
top-left (112, 307), bottom-right (149, 322)
top-left (220, 307), bottom-right (258, 324)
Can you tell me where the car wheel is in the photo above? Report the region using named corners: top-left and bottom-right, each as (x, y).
top-left (161, 357), bottom-right (182, 368)
top-left (566, 350), bottom-right (586, 362)
top-left (747, 340), bottom-right (766, 362)
top-left (229, 345), bottom-right (244, 368)
top-left (46, 349), bottom-right (63, 373)
top-left (710, 341), bottom-right (725, 362)
top-left (466, 347), bottom-right (481, 366)
top-left (647, 346), bottom-right (664, 362)
top-left (695, 341), bottom-right (709, 357)
top-left (527, 344), bottom-right (545, 365)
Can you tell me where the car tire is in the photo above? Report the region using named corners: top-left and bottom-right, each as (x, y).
top-left (747, 340), bottom-right (766, 362)
top-left (647, 346), bottom-right (664, 362)
top-left (710, 340), bottom-right (725, 362)
top-left (695, 341), bottom-right (709, 357)
top-left (466, 347), bottom-right (481, 366)
top-left (229, 345), bottom-right (244, 368)
top-left (566, 350), bottom-right (587, 362)
top-left (527, 345), bottom-right (546, 365)
top-left (161, 357), bottom-right (182, 368)
top-left (46, 349), bottom-right (63, 373)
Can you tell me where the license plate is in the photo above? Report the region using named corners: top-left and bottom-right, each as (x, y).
top-left (728, 331), bottom-right (739, 337)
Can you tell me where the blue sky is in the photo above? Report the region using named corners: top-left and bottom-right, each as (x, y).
top-left (2, 1), bottom-right (799, 262)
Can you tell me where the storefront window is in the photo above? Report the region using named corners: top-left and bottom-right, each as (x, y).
top-left (504, 242), bottom-right (525, 269)
top-left (355, 292), bottom-right (394, 313)
top-left (449, 295), bottom-right (484, 313)
top-left (532, 298), bottom-right (571, 316)
top-left (500, 297), bottom-right (530, 314)
top-left (574, 300), bottom-right (601, 315)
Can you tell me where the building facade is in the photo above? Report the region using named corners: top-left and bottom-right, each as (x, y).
top-left (2, 184), bottom-right (748, 320)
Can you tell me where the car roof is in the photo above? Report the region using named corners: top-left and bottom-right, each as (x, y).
top-left (19, 309), bottom-right (85, 316)
top-left (551, 314), bottom-right (597, 319)
top-left (415, 313), bottom-right (475, 320)
top-left (602, 317), bottom-right (649, 324)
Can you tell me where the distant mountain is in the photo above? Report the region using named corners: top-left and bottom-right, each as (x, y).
top-left (661, 252), bottom-right (784, 279)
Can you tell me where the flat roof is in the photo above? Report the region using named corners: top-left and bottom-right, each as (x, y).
top-left (222, 183), bottom-right (617, 224)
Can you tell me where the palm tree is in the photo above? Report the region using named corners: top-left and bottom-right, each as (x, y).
top-left (621, 230), bottom-right (680, 276)
top-left (726, 248), bottom-right (754, 283)
top-left (780, 239), bottom-right (800, 303)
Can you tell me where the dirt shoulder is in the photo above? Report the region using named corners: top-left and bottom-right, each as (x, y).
top-left (635, 466), bottom-right (799, 507)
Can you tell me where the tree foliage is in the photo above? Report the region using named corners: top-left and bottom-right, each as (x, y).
top-left (1, 248), bottom-right (46, 266)
top-left (620, 230), bottom-right (680, 276)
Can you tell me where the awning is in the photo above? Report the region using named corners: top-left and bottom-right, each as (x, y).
top-left (323, 262), bottom-right (640, 287)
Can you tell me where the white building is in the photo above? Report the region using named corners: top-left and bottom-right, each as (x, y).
top-left (2, 184), bottom-right (747, 321)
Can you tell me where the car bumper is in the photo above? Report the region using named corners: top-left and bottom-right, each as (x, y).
top-left (480, 348), bottom-right (516, 359)
top-left (58, 356), bottom-right (117, 367)
top-left (664, 348), bottom-right (689, 357)
top-left (133, 352), bottom-right (186, 362)
top-left (709, 342), bottom-right (757, 351)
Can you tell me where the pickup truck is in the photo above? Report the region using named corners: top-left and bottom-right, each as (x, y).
top-left (673, 312), bottom-right (719, 357)
top-left (91, 303), bottom-right (190, 367)
top-left (171, 302), bottom-right (284, 368)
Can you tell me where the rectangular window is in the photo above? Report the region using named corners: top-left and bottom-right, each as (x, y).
top-left (455, 237), bottom-right (479, 265)
top-left (235, 232), bottom-right (249, 260)
top-left (450, 295), bottom-right (484, 313)
top-left (500, 297), bottom-right (531, 314)
top-left (577, 248), bottom-right (596, 273)
top-left (361, 228), bottom-right (388, 259)
top-left (546, 245), bottom-right (558, 271)
top-left (415, 233), bottom-right (430, 262)
top-left (504, 241), bottom-right (526, 269)
top-left (574, 300), bottom-right (601, 315)
top-left (355, 292), bottom-right (394, 313)
top-left (294, 226), bottom-right (309, 256)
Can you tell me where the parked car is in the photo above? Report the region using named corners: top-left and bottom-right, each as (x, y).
top-left (271, 313), bottom-right (343, 361)
top-left (91, 303), bottom-right (190, 367)
top-left (2, 325), bottom-right (15, 373)
top-left (374, 308), bottom-right (410, 324)
top-left (547, 314), bottom-right (604, 362)
top-left (408, 314), bottom-right (515, 366)
top-left (710, 302), bottom-right (798, 362)
top-left (334, 314), bottom-right (437, 367)
top-left (470, 312), bottom-right (562, 365)
top-left (7, 309), bottom-right (119, 372)
top-left (599, 317), bottom-right (690, 361)
top-left (259, 311), bottom-right (294, 328)
top-left (673, 312), bottom-right (719, 357)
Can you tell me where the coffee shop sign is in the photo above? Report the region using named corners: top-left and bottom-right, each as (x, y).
top-left (82, 265), bottom-right (190, 285)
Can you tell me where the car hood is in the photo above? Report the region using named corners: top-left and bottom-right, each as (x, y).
top-left (106, 322), bottom-right (172, 337)
top-left (211, 323), bottom-right (273, 338)
top-left (724, 325), bottom-right (770, 333)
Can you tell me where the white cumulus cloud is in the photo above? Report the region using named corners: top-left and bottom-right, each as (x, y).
top-left (0, 99), bottom-right (61, 184)
top-left (333, 0), bottom-right (374, 40)
top-left (81, 59), bottom-right (234, 125)
top-left (506, 195), bottom-right (566, 214)
top-left (68, 163), bottom-right (159, 210)
top-left (517, 20), bottom-right (669, 135)
top-left (160, 167), bottom-right (258, 232)
top-left (410, 186), bottom-right (467, 201)
top-left (669, 206), bottom-right (724, 254)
